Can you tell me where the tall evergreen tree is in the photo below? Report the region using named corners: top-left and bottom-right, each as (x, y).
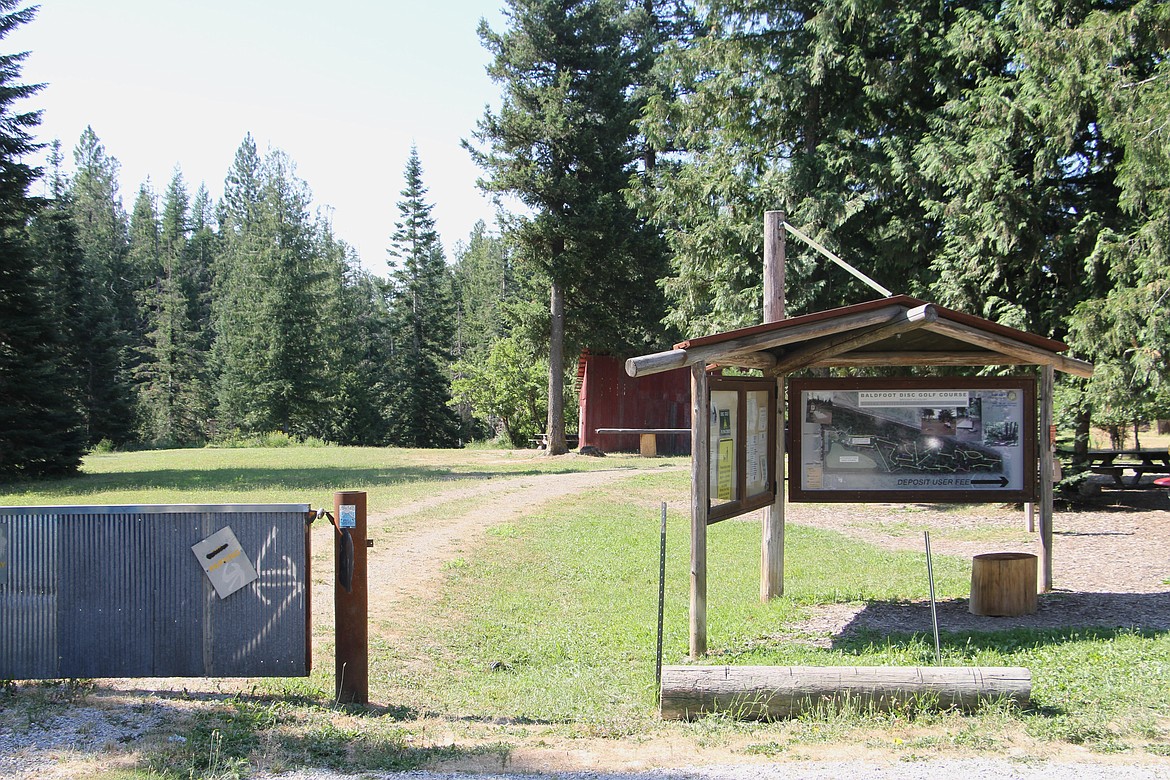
top-left (211, 134), bottom-right (264, 434)
top-left (127, 180), bottom-right (161, 320)
top-left (0, 1), bottom-right (85, 476)
top-left (451, 220), bottom-right (512, 362)
top-left (467, 0), bottom-right (670, 455)
top-left (384, 147), bottom-right (461, 448)
top-left (638, 0), bottom-right (965, 332)
top-left (137, 170), bottom-right (212, 445)
top-left (257, 150), bottom-right (330, 435)
top-left (27, 141), bottom-right (87, 425)
top-left (914, 0), bottom-right (1169, 456)
top-left (69, 126), bottom-right (136, 444)
top-left (319, 219), bottom-right (394, 446)
top-left (450, 222), bottom-right (513, 436)
top-left (211, 137), bottom-right (329, 437)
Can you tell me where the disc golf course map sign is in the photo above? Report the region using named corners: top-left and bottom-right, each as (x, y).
top-left (789, 377), bottom-right (1036, 503)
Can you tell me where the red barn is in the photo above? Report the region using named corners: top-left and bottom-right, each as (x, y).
top-left (576, 352), bottom-right (691, 455)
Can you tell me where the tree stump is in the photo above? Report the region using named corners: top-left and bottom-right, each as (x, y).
top-left (970, 552), bottom-right (1037, 616)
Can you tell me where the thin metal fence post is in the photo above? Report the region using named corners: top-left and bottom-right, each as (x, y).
top-left (925, 530), bottom-right (942, 666)
top-left (656, 502), bottom-right (667, 702)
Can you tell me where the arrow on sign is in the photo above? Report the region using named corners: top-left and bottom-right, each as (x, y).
top-left (971, 476), bottom-right (1010, 487)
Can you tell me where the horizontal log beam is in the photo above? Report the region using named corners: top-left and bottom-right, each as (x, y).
top-left (707, 352), bottom-right (778, 372)
top-left (625, 343), bottom-right (780, 377)
top-left (807, 352), bottom-right (1035, 368)
top-left (660, 665), bottom-right (1032, 720)
top-left (685, 305), bottom-right (907, 366)
top-left (924, 320), bottom-right (1093, 378)
top-left (595, 428), bottom-right (690, 434)
top-left (626, 349), bottom-right (687, 378)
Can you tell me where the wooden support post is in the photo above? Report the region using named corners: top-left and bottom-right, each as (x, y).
top-left (639, 432), bottom-right (657, 458)
top-left (660, 665), bottom-right (1032, 720)
top-left (761, 211), bottom-right (785, 601)
top-left (1039, 365), bottom-right (1055, 591)
top-left (334, 490), bottom-right (369, 704)
top-left (762, 375), bottom-right (785, 601)
top-left (764, 210), bottom-right (785, 323)
top-left (690, 364), bottom-right (710, 658)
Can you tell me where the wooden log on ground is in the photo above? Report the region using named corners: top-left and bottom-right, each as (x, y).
top-left (970, 552), bottom-right (1038, 616)
top-left (660, 665), bottom-right (1031, 720)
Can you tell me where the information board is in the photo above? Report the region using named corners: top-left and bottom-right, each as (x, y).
top-left (789, 377), bottom-right (1036, 503)
top-left (708, 376), bottom-right (778, 523)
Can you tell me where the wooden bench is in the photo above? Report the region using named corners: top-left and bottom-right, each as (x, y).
top-left (594, 428), bottom-right (690, 457)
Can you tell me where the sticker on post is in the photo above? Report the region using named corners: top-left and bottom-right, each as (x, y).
top-left (339, 504), bottom-right (356, 529)
top-left (192, 526), bottom-right (258, 599)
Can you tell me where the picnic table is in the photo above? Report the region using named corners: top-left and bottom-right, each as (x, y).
top-left (1068, 448), bottom-right (1170, 487)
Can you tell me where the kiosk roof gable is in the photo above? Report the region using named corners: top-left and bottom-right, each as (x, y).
top-left (627, 296), bottom-right (1093, 378)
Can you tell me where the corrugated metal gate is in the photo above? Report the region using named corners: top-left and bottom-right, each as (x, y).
top-left (0, 504), bottom-right (310, 679)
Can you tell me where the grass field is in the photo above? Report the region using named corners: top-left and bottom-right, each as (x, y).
top-left (1, 446), bottom-right (1168, 778)
top-left (0, 444), bottom-right (635, 508)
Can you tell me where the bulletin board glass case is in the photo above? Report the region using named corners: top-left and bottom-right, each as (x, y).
top-left (788, 377), bottom-right (1036, 504)
top-left (708, 376), bottom-right (778, 524)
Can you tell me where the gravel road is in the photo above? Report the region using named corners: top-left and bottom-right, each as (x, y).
top-left (251, 762), bottom-right (1170, 779)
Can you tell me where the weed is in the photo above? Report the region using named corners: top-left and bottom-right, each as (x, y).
top-left (487, 523), bottom-right (519, 540)
top-left (89, 438), bottom-right (117, 455)
top-left (743, 740), bottom-right (788, 756)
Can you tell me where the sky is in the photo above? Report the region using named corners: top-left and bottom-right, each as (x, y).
top-left (17, 0), bottom-right (509, 275)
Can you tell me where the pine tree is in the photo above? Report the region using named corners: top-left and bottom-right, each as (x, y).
top-left (466, 0), bottom-right (669, 455)
top-left (319, 220), bottom-right (394, 446)
top-left (0, 1), bottom-right (85, 477)
top-left (211, 137), bottom-right (329, 437)
top-left (69, 126), bottom-right (136, 445)
top-left (638, 0), bottom-right (964, 332)
top-left (258, 150), bottom-right (329, 435)
top-left (27, 141), bottom-right (87, 418)
top-left (451, 220), bottom-right (512, 362)
top-left (450, 222), bottom-right (513, 436)
top-left (212, 135), bottom-right (273, 434)
top-left (137, 170), bottom-right (212, 445)
top-left (384, 147), bottom-right (461, 448)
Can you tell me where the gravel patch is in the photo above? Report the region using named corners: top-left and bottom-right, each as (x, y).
top-left (0, 699), bottom-right (173, 777)
top-left (777, 482), bottom-right (1170, 642)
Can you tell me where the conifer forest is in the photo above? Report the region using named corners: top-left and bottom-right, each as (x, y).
top-left (1, 0), bottom-right (1167, 477)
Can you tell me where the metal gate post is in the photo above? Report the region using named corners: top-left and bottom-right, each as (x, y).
top-left (333, 490), bottom-right (368, 703)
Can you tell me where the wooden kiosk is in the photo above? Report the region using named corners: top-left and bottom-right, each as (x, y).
top-left (626, 214), bottom-right (1093, 718)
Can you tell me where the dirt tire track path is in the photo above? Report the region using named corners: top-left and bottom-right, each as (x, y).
top-left (319, 466), bottom-right (674, 628)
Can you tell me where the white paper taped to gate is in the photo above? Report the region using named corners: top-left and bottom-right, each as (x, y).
top-left (192, 526), bottom-right (259, 599)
